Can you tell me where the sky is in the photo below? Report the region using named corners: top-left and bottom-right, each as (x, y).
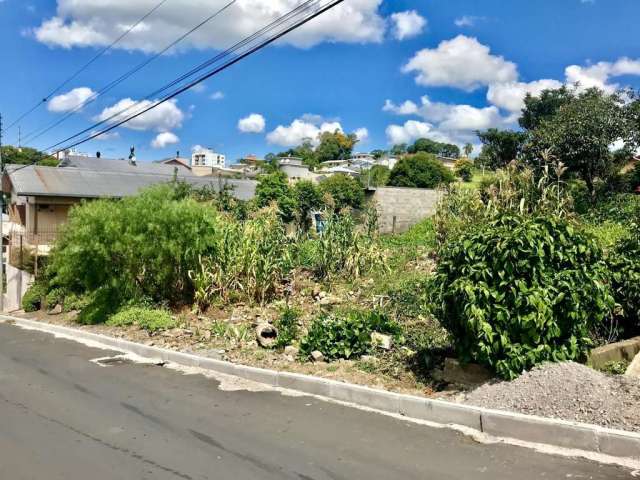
top-left (1, 0), bottom-right (640, 163)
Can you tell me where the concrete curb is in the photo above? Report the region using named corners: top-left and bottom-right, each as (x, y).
top-left (3, 315), bottom-right (639, 461)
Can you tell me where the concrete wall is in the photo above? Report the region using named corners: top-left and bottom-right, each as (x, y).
top-left (3, 263), bottom-right (34, 312)
top-left (368, 187), bottom-right (443, 234)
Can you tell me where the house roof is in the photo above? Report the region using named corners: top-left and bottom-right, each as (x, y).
top-left (154, 157), bottom-right (192, 169)
top-left (60, 155), bottom-right (193, 176)
top-left (6, 165), bottom-right (256, 201)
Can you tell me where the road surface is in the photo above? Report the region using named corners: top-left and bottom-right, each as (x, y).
top-left (0, 322), bottom-right (633, 479)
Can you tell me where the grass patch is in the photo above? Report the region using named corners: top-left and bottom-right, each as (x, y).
top-left (106, 307), bottom-right (177, 332)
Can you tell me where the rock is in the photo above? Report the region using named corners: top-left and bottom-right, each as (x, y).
top-left (319, 295), bottom-right (343, 307)
top-left (626, 352), bottom-right (640, 378)
top-left (443, 358), bottom-right (493, 387)
top-left (284, 355), bottom-right (295, 362)
top-left (311, 351), bottom-right (325, 363)
top-left (67, 310), bottom-right (80, 321)
top-left (284, 346), bottom-right (299, 357)
top-left (255, 323), bottom-right (278, 349)
top-left (589, 337), bottom-right (640, 369)
top-left (360, 355), bottom-right (379, 364)
top-left (312, 285), bottom-right (322, 298)
top-left (202, 330), bottom-right (212, 341)
top-left (371, 332), bottom-right (392, 350)
top-left (47, 304), bottom-right (63, 315)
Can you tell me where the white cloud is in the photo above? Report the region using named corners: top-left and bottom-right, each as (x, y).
top-left (390, 10), bottom-right (426, 40)
top-left (151, 131), bottom-right (180, 149)
top-left (402, 35), bottom-right (518, 91)
top-left (90, 130), bottom-right (120, 141)
top-left (191, 83), bottom-right (206, 93)
top-left (383, 99), bottom-right (419, 115)
top-left (48, 87), bottom-right (96, 112)
top-left (210, 91), bottom-right (225, 100)
top-left (267, 118), bottom-right (343, 147)
top-left (386, 120), bottom-right (433, 145)
top-left (33, 0), bottom-right (386, 52)
top-left (354, 127), bottom-right (369, 143)
top-left (95, 98), bottom-right (185, 132)
top-left (565, 58), bottom-right (640, 92)
top-left (454, 16), bottom-right (483, 28)
top-left (238, 113), bottom-right (266, 133)
top-left (487, 79), bottom-right (564, 113)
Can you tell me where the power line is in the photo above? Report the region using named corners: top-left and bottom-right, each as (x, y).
top-left (51, 0), bottom-right (345, 156)
top-left (3, 0), bottom-right (170, 135)
top-left (43, 0), bottom-right (324, 152)
top-left (22, 0), bottom-right (240, 146)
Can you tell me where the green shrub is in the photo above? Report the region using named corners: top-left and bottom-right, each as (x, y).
top-left (22, 283), bottom-right (47, 312)
top-left (48, 185), bottom-right (222, 321)
top-left (608, 233), bottom-right (640, 337)
top-left (274, 306), bottom-right (300, 349)
top-left (597, 360), bottom-right (630, 375)
top-left (434, 214), bottom-right (614, 379)
top-left (388, 152), bottom-right (455, 189)
top-left (300, 310), bottom-right (402, 361)
top-left (319, 174), bottom-right (365, 211)
top-left (255, 171), bottom-right (296, 222)
top-left (107, 307), bottom-right (177, 332)
top-left (434, 186), bottom-right (486, 248)
top-left (454, 158), bottom-right (474, 182)
top-left (583, 193), bottom-right (640, 225)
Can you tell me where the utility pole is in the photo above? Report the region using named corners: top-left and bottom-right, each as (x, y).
top-left (0, 113), bottom-right (4, 312)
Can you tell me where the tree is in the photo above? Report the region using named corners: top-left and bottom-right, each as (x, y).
top-left (0, 145), bottom-right (57, 166)
top-left (370, 149), bottom-right (387, 160)
top-left (388, 152), bottom-right (455, 189)
top-left (454, 158), bottom-right (474, 182)
top-left (315, 131), bottom-right (358, 164)
top-left (407, 138), bottom-right (460, 158)
top-left (520, 86), bottom-right (575, 131)
top-left (390, 144), bottom-right (408, 156)
top-left (529, 88), bottom-right (633, 196)
top-left (319, 174), bottom-right (365, 210)
top-left (363, 165), bottom-right (390, 188)
top-left (292, 180), bottom-right (323, 230)
top-left (463, 143), bottom-right (474, 158)
top-left (255, 171), bottom-right (296, 222)
top-left (476, 129), bottom-right (527, 170)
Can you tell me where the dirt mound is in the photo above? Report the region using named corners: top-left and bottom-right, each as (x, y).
top-left (465, 362), bottom-right (640, 432)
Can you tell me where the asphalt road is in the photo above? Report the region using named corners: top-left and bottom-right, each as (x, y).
top-left (0, 323), bottom-right (633, 480)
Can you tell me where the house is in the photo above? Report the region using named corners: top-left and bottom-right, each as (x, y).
top-left (154, 152), bottom-right (192, 171)
top-left (2, 161), bottom-right (257, 247)
top-left (437, 156), bottom-right (458, 170)
top-left (191, 147), bottom-right (226, 176)
top-left (279, 157), bottom-right (318, 182)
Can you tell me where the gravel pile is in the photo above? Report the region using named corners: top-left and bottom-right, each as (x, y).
top-left (465, 362), bottom-right (640, 432)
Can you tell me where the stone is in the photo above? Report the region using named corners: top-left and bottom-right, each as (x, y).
top-left (255, 323), bottom-right (278, 349)
top-left (443, 358), bottom-right (493, 387)
top-left (284, 346), bottom-right (299, 357)
top-left (371, 332), bottom-right (392, 350)
top-left (589, 337), bottom-right (640, 369)
top-left (319, 295), bottom-right (343, 307)
top-left (311, 351), bottom-right (325, 363)
top-left (202, 330), bottom-right (212, 341)
top-left (47, 304), bottom-right (63, 315)
top-left (626, 352), bottom-right (640, 378)
top-left (360, 355), bottom-right (379, 364)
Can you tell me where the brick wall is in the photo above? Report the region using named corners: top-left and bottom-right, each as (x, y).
top-left (368, 187), bottom-right (443, 234)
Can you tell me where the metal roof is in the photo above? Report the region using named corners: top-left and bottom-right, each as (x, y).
top-left (60, 155), bottom-right (194, 176)
top-left (7, 166), bottom-right (257, 201)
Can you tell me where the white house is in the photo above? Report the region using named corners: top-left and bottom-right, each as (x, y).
top-left (191, 148), bottom-right (226, 169)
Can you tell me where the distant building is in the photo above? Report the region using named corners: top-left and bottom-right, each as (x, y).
top-left (154, 152), bottom-right (192, 171)
top-left (437, 156), bottom-right (458, 170)
top-left (190, 148), bottom-right (227, 177)
top-left (279, 157), bottom-right (317, 182)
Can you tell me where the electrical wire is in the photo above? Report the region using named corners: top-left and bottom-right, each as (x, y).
top-left (3, 0), bottom-right (170, 135)
top-left (22, 0), bottom-right (240, 146)
top-left (44, 0), bottom-right (328, 153)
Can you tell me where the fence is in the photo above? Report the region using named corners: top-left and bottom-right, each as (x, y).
top-left (7, 227), bottom-right (60, 277)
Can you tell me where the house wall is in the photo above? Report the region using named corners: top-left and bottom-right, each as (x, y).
top-left (368, 187), bottom-right (443, 234)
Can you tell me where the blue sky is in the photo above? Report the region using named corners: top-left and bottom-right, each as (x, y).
top-left (1, 0), bottom-right (640, 163)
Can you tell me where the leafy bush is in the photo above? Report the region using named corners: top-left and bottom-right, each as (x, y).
top-left (292, 180), bottom-right (323, 231)
top-left (22, 283), bottom-right (47, 312)
top-left (434, 214), bottom-right (614, 379)
top-left (388, 152), bottom-right (455, 189)
top-left (582, 193), bottom-right (640, 225)
top-left (454, 158), bottom-right (474, 182)
top-left (608, 233), bottom-right (640, 337)
top-left (48, 185), bottom-right (221, 320)
top-left (319, 174), bottom-right (365, 211)
top-left (274, 306), bottom-right (300, 349)
top-left (106, 307), bottom-right (177, 332)
top-left (434, 186), bottom-right (486, 249)
top-left (300, 310), bottom-right (402, 361)
top-left (255, 171), bottom-right (296, 222)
